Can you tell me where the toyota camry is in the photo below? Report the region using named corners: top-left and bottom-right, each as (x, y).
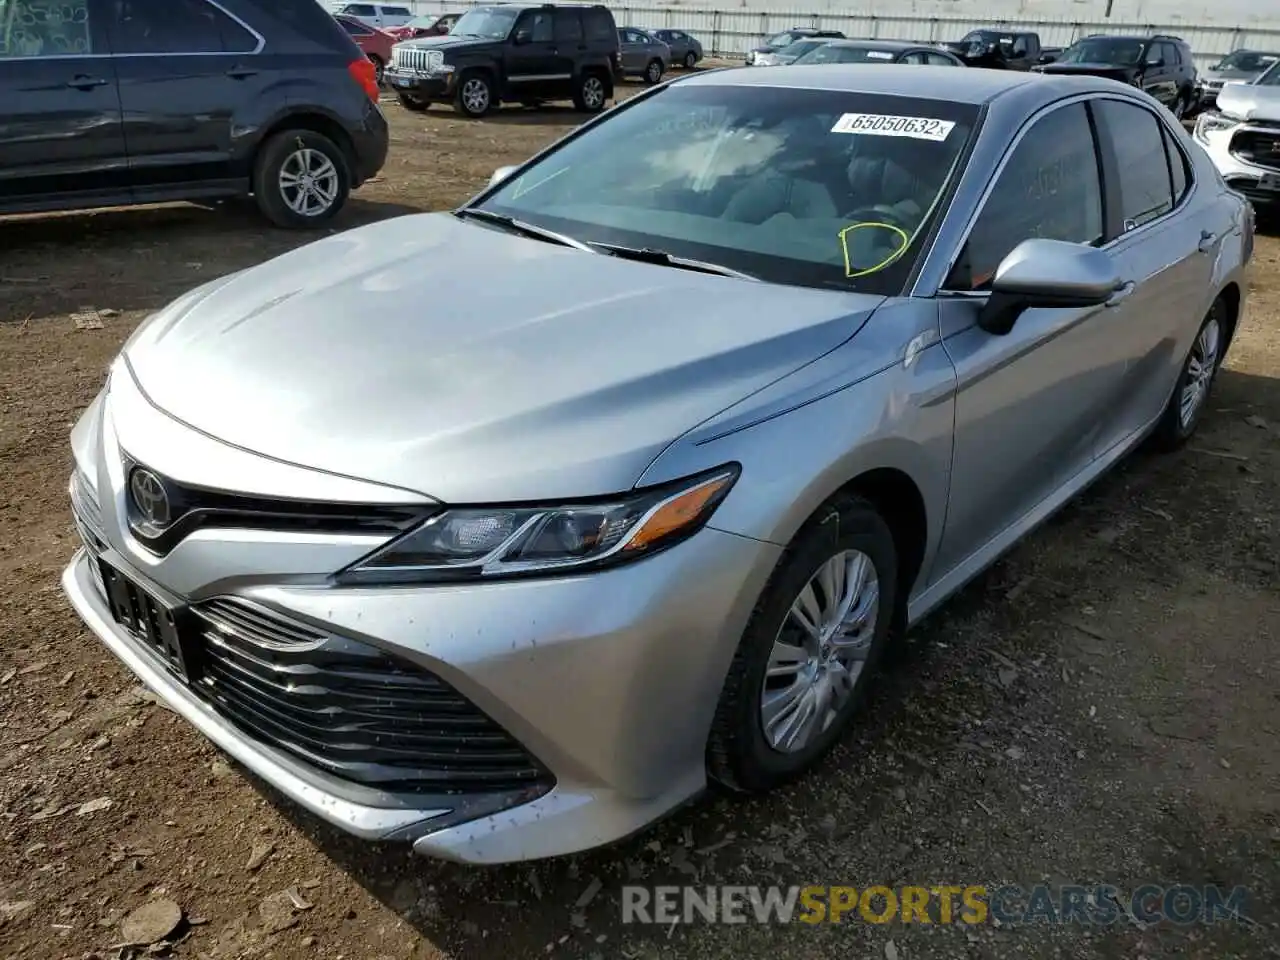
top-left (62, 65), bottom-right (1251, 864)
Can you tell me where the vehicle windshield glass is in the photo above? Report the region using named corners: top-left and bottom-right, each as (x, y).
top-left (1255, 61), bottom-right (1280, 85)
top-left (1215, 50), bottom-right (1279, 72)
top-left (765, 30), bottom-right (802, 47)
top-left (797, 44), bottom-right (898, 64)
top-left (449, 6), bottom-right (516, 39)
top-left (475, 84), bottom-right (979, 294)
top-left (405, 14), bottom-right (440, 28)
top-left (778, 39), bottom-right (826, 58)
top-left (1059, 37), bottom-right (1144, 64)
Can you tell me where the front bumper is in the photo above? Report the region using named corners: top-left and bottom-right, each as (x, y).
top-left (384, 67), bottom-right (453, 101)
top-left (1197, 119), bottom-right (1280, 206)
top-left (60, 386), bottom-right (782, 862)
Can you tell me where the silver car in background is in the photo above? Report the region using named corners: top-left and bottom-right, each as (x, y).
top-left (618, 27), bottom-right (671, 84)
top-left (1195, 48), bottom-right (1279, 112)
top-left (63, 65), bottom-right (1251, 865)
top-left (647, 27), bottom-right (703, 69)
top-left (751, 36), bottom-right (837, 67)
top-left (1195, 62), bottom-right (1280, 209)
top-left (791, 38), bottom-right (966, 67)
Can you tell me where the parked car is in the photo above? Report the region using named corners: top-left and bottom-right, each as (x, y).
top-left (942, 29), bottom-right (1042, 70)
top-left (327, 2), bottom-right (413, 29)
top-left (793, 39), bottom-right (965, 67)
top-left (386, 3), bottom-right (621, 116)
top-left (335, 14), bottom-right (396, 85)
top-left (386, 12), bottom-right (462, 42)
top-left (618, 28), bottom-right (670, 84)
top-left (0, 0), bottom-right (387, 228)
top-left (750, 37), bottom-right (838, 67)
top-left (1034, 34), bottom-right (1199, 119)
top-left (646, 28), bottom-right (703, 69)
top-left (1195, 48), bottom-right (1280, 113)
top-left (745, 27), bottom-right (845, 65)
top-left (63, 63), bottom-right (1250, 865)
top-left (1195, 62), bottom-right (1280, 208)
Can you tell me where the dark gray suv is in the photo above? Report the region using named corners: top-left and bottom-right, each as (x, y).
top-left (0, 0), bottom-right (389, 228)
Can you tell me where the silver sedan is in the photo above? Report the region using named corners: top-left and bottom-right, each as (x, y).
top-left (62, 65), bottom-right (1251, 865)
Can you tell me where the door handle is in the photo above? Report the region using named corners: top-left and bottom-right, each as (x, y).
top-left (66, 75), bottom-right (109, 90)
top-left (1105, 281), bottom-right (1136, 308)
top-left (1198, 229), bottom-right (1217, 253)
top-left (226, 66), bottom-right (258, 79)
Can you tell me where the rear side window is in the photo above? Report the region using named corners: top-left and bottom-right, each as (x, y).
top-left (0, 0), bottom-right (94, 56)
top-left (345, 4), bottom-right (375, 14)
top-left (1162, 124), bottom-right (1190, 203)
top-left (1094, 99), bottom-right (1174, 230)
top-left (381, 5), bottom-right (410, 14)
top-left (948, 102), bottom-right (1104, 290)
top-left (926, 52), bottom-right (958, 66)
top-left (109, 0), bottom-right (258, 54)
top-left (582, 8), bottom-right (614, 42)
top-left (553, 9), bottom-right (583, 43)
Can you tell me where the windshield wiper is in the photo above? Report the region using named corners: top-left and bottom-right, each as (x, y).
top-left (453, 208), bottom-right (593, 252)
top-left (587, 242), bottom-right (759, 281)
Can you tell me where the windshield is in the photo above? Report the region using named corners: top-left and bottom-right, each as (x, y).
top-left (797, 44), bottom-right (899, 64)
top-left (449, 7), bottom-right (516, 39)
top-left (1059, 37), bottom-right (1144, 65)
top-left (1255, 61), bottom-right (1280, 85)
top-left (474, 85), bottom-right (978, 294)
top-left (777, 39), bottom-right (827, 59)
top-left (765, 30), bottom-right (803, 47)
top-left (1214, 50), bottom-right (1279, 73)
top-left (405, 14), bottom-right (441, 28)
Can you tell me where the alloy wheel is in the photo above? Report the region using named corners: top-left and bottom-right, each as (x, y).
top-left (759, 549), bottom-right (879, 754)
top-left (684, 52), bottom-right (697, 68)
top-left (1179, 316), bottom-right (1221, 429)
top-left (647, 60), bottom-right (662, 83)
top-left (581, 75), bottom-right (605, 109)
top-left (277, 148), bottom-right (339, 218)
top-left (461, 77), bottom-right (490, 115)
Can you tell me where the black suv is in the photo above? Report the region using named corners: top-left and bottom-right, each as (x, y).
top-left (386, 3), bottom-right (621, 118)
top-left (1035, 34), bottom-right (1199, 118)
top-left (0, 0), bottom-right (388, 229)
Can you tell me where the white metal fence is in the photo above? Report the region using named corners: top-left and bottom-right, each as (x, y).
top-left (398, 1), bottom-right (1280, 69)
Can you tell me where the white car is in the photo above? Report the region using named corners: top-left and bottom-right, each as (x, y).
top-left (328, 1), bottom-right (413, 29)
top-left (1195, 62), bottom-right (1280, 208)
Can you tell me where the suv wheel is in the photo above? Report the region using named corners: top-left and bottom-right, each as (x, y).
top-left (454, 72), bottom-right (494, 118)
top-left (252, 129), bottom-right (350, 229)
top-left (573, 71), bottom-right (608, 113)
top-left (644, 58), bottom-right (664, 84)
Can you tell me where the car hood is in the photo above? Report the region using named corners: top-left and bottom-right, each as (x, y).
top-left (397, 33), bottom-right (497, 53)
top-left (1203, 68), bottom-right (1261, 83)
top-left (1038, 61), bottom-right (1135, 78)
top-left (1216, 81), bottom-right (1280, 120)
top-left (123, 213), bottom-right (884, 504)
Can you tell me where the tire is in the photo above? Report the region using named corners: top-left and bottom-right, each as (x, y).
top-left (251, 129), bottom-right (350, 229)
top-left (707, 493), bottom-right (898, 794)
top-left (644, 58), bottom-right (664, 85)
top-left (683, 51), bottom-right (698, 69)
top-left (368, 54), bottom-right (385, 86)
top-left (453, 71), bottom-right (493, 118)
top-left (1150, 299), bottom-right (1228, 451)
top-left (1170, 91), bottom-right (1188, 120)
top-left (572, 71), bottom-right (608, 113)
top-left (396, 91), bottom-right (429, 111)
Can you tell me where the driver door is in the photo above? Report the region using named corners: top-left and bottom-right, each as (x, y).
top-left (931, 99), bottom-right (1128, 580)
top-left (506, 10), bottom-right (558, 99)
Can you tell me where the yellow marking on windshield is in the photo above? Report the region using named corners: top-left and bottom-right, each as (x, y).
top-left (838, 222), bottom-right (910, 278)
top-left (510, 166), bottom-right (570, 199)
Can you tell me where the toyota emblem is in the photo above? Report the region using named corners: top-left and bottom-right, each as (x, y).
top-left (129, 467), bottom-right (171, 530)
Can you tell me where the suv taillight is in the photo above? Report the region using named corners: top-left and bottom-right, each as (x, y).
top-left (348, 58), bottom-right (380, 101)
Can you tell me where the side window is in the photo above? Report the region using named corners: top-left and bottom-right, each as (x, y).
top-left (1095, 99), bottom-right (1175, 230)
top-left (947, 102), bottom-right (1104, 291)
top-left (901, 51), bottom-right (928, 64)
top-left (553, 10), bottom-right (582, 43)
top-left (1162, 124), bottom-right (1190, 204)
top-left (582, 9), bottom-right (613, 42)
top-left (1159, 42), bottom-right (1178, 66)
top-left (517, 11), bottom-right (552, 43)
top-left (1012, 35), bottom-right (1029, 57)
top-left (110, 0), bottom-right (257, 54)
top-left (927, 52), bottom-right (958, 66)
top-left (345, 4), bottom-right (375, 15)
top-left (382, 6), bottom-right (410, 15)
top-left (0, 0), bottom-right (94, 57)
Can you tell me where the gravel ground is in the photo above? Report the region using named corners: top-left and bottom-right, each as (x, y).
top-left (1, 83), bottom-right (1278, 960)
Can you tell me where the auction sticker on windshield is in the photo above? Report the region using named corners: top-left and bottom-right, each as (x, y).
top-left (831, 113), bottom-right (955, 142)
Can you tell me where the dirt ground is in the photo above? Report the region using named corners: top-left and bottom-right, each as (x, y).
top-left (1, 87), bottom-right (1278, 960)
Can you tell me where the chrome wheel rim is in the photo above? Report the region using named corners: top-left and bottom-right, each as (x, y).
top-left (1180, 316), bottom-right (1221, 429)
top-left (278, 148), bottom-right (339, 217)
top-left (461, 77), bottom-right (490, 114)
top-left (647, 61), bottom-right (661, 82)
top-left (760, 549), bottom-right (879, 754)
top-left (582, 76), bottom-right (605, 108)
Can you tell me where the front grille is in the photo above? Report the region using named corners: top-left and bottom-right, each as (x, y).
top-left (1229, 129), bottom-right (1280, 172)
top-left (1225, 176), bottom-right (1280, 206)
top-left (392, 46), bottom-right (440, 72)
top-left (189, 598), bottom-right (554, 796)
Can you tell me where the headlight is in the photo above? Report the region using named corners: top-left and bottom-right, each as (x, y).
top-left (338, 465), bottom-right (740, 584)
top-left (1194, 111), bottom-right (1241, 144)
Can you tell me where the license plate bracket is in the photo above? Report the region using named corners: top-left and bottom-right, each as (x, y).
top-left (394, 77), bottom-right (415, 87)
top-left (97, 559), bottom-right (199, 681)
top-left (1259, 173), bottom-right (1280, 191)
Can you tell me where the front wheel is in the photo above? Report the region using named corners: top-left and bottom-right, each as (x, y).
top-left (454, 72), bottom-right (494, 118)
top-left (1171, 91), bottom-right (1189, 120)
top-left (706, 494), bottom-right (898, 794)
top-left (683, 51), bottom-right (698, 69)
top-left (644, 58), bottom-right (664, 84)
top-left (572, 71), bottom-right (608, 113)
top-left (1150, 300), bottom-right (1227, 450)
top-left (252, 129), bottom-right (350, 229)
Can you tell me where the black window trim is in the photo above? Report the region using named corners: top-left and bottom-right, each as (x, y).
top-left (25, 0), bottom-right (267, 59)
top-left (934, 94), bottom-right (1108, 296)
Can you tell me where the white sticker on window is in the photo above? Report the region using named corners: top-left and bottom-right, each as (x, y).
top-left (866, 50), bottom-right (895, 60)
top-left (831, 113), bottom-right (955, 142)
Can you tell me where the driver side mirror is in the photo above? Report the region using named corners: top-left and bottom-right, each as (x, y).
top-left (977, 239), bottom-right (1124, 335)
top-left (488, 165), bottom-right (518, 188)
top-left (513, 28), bottom-right (532, 44)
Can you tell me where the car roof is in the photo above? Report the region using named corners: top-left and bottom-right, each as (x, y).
top-left (820, 39), bottom-right (931, 51)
